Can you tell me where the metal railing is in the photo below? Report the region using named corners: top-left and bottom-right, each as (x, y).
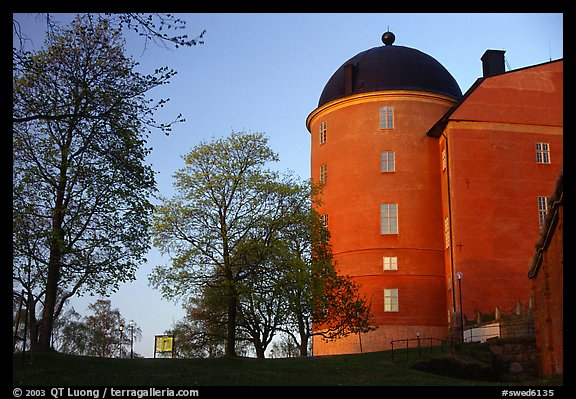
top-left (389, 321), bottom-right (536, 362)
top-left (389, 337), bottom-right (447, 361)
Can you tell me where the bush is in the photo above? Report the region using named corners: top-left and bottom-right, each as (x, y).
top-left (410, 355), bottom-right (498, 382)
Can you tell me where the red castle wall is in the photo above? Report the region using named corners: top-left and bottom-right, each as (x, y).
top-left (441, 61), bottom-right (563, 319)
top-left (308, 92), bottom-right (456, 354)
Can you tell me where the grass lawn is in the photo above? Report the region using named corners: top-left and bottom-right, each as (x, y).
top-left (13, 345), bottom-right (562, 388)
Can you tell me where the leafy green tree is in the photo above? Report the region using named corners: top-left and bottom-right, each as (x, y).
top-left (168, 293), bottom-right (251, 358)
top-left (84, 299), bottom-right (124, 358)
top-left (13, 14), bottom-right (178, 351)
top-left (168, 298), bottom-right (225, 358)
top-left (233, 177), bottom-right (315, 358)
top-left (51, 306), bottom-right (91, 355)
top-left (152, 135), bottom-right (375, 357)
top-left (50, 300), bottom-right (141, 358)
top-left (235, 238), bottom-right (290, 358)
top-left (151, 131), bottom-right (283, 356)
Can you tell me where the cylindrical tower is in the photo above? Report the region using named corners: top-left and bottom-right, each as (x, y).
top-left (306, 32), bottom-right (462, 355)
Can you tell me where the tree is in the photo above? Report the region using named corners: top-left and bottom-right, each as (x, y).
top-left (235, 238), bottom-right (290, 359)
top-left (159, 172), bottom-right (375, 358)
top-left (84, 299), bottom-right (124, 358)
top-left (52, 306), bottom-right (92, 355)
top-left (13, 14), bottom-right (177, 351)
top-left (269, 333), bottom-right (301, 358)
top-left (233, 177), bottom-right (316, 358)
top-left (49, 300), bottom-right (142, 358)
top-left (169, 297), bottom-right (226, 358)
top-left (151, 131), bottom-right (287, 356)
top-left (105, 13), bottom-right (206, 51)
top-left (168, 293), bottom-right (251, 358)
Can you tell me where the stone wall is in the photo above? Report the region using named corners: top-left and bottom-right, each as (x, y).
top-left (487, 338), bottom-right (538, 382)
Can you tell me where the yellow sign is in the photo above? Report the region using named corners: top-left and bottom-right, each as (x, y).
top-left (155, 335), bottom-right (173, 353)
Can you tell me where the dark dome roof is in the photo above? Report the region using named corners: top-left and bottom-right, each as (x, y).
top-left (318, 42), bottom-right (462, 107)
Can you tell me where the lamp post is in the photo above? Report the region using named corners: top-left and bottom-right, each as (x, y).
top-left (356, 310), bottom-right (363, 353)
top-left (129, 321), bottom-right (134, 359)
top-left (456, 272), bottom-right (464, 343)
top-left (119, 323), bottom-right (125, 358)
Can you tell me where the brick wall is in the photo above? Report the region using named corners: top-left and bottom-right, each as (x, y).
top-left (530, 177), bottom-right (563, 377)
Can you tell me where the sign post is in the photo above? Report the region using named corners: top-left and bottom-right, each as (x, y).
top-left (154, 335), bottom-right (175, 358)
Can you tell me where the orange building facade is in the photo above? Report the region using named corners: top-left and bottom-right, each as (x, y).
top-left (307, 33), bottom-right (563, 355)
top-left (430, 59), bottom-right (563, 322)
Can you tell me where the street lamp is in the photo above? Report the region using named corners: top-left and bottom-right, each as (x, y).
top-left (128, 321), bottom-right (134, 359)
top-left (356, 310), bottom-right (363, 353)
top-left (456, 272), bottom-right (464, 343)
top-left (119, 323), bottom-right (125, 358)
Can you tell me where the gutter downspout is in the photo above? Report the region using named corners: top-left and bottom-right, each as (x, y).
top-left (442, 131), bottom-right (457, 314)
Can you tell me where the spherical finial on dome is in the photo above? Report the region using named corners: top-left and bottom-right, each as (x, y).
top-left (382, 31), bottom-right (395, 46)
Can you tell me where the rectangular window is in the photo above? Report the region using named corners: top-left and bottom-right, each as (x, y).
top-left (384, 288), bottom-right (399, 312)
top-left (379, 106), bottom-right (394, 129)
top-left (321, 213), bottom-right (328, 228)
top-left (442, 148), bottom-right (447, 171)
top-left (380, 203), bottom-right (398, 235)
top-left (380, 151), bottom-right (395, 172)
top-left (320, 164), bottom-right (327, 184)
top-left (538, 196), bottom-right (549, 227)
top-left (444, 216), bottom-right (450, 249)
top-left (536, 143), bottom-right (550, 164)
top-left (320, 121), bottom-right (327, 144)
top-left (383, 256), bottom-right (398, 271)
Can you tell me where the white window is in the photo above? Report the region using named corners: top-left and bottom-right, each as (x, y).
top-left (320, 121), bottom-right (327, 144)
top-left (321, 213), bottom-right (328, 228)
top-left (538, 196), bottom-right (549, 227)
top-left (442, 148), bottom-right (447, 171)
top-left (320, 164), bottom-right (327, 184)
top-left (444, 216), bottom-right (450, 249)
top-left (384, 289), bottom-right (399, 312)
top-left (381, 151), bottom-right (395, 172)
top-left (380, 203), bottom-right (398, 235)
top-left (379, 106), bottom-right (394, 129)
top-left (536, 143), bottom-right (550, 164)
top-left (383, 256), bottom-right (398, 271)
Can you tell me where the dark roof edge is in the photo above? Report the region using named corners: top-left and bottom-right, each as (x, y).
top-left (486, 57), bottom-right (564, 80)
top-left (528, 170), bottom-right (564, 279)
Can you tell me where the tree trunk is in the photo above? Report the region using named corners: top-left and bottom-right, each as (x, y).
top-left (225, 283), bottom-right (237, 357)
top-left (39, 162), bottom-right (67, 352)
top-left (297, 314), bottom-right (309, 356)
top-left (254, 339), bottom-right (265, 359)
top-left (38, 239), bottom-right (61, 351)
top-left (27, 294), bottom-right (39, 353)
top-left (299, 336), bottom-right (309, 357)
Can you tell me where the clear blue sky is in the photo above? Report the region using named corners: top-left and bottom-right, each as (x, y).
top-left (13, 13), bottom-right (563, 358)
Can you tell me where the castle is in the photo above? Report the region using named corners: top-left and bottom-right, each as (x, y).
top-left (306, 32), bottom-right (563, 355)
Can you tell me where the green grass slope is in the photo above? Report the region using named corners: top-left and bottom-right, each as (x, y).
top-left (13, 346), bottom-right (562, 387)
